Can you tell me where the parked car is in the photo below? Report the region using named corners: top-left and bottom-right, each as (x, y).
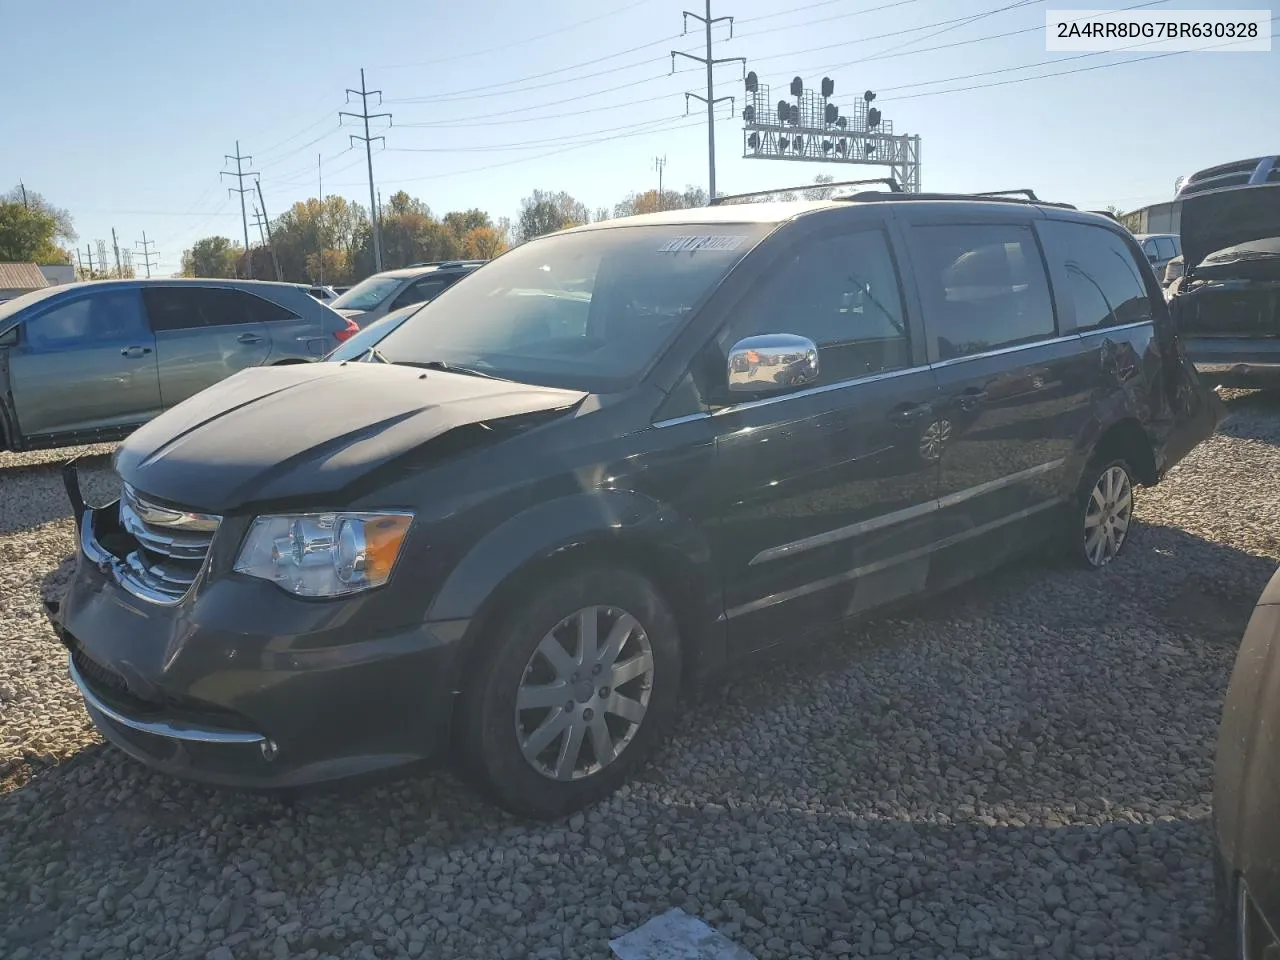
top-left (1168, 155), bottom-right (1280, 390)
top-left (323, 302), bottom-right (424, 362)
top-left (1132, 232), bottom-right (1182, 280)
top-left (49, 187), bottom-right (1221, 819)
top-left (1214, 563), bottom-right (1280, 957)
top-left (329, 260), bottom-right (486, 327)
top-left (298, 283), bottom-right (339, 303)
top-left (0, 278), bottom-right (358, 452)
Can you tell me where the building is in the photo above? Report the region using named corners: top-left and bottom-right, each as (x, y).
top-left (39, 264), bottom-right (75, 286)
top-left (1120, 200), bottom-right (1180, 236)
top-left (0, 262), bottom-right (49, 302)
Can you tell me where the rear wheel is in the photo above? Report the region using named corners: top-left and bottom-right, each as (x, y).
top-left (1069, 457), bottom-right (1136, 568)
top-left (456, 567), bottom-right (681, 820)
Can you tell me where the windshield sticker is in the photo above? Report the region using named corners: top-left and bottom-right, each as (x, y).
top-left (659, 235), bottom-right (746, 253)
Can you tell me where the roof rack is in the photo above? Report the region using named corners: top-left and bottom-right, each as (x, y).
top-left (973, 189), bottom-right (1040, 201)
top-left (405, 259), bottom-right (487, 268)
top-left (843, 190), bottom-right (1077, 210)
top-left (708, 177), bottom-right (902, 206)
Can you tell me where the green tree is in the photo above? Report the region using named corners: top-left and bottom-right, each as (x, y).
top-left (461, 225), bottom-right (508, 260)
top-left (271, 196), bottom-right (370, 283)
top-left (612, 184), bottom-right (708, 218)
top-left (0, 201), bottom-right (71, 263)
top-left (2, 185), bottom-right (77, 252)
top-left (180, 236), bottom-right (240, 277)
top-left (518, 189), bottom-right (589, 241)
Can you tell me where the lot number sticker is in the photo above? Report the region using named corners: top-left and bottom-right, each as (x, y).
top-left (659, 235), bottom-right (746, 253)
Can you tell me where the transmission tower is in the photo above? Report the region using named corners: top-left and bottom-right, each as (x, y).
top-left (671, 1), bottom-right (745, 201)
top-left (135, 232), bottom-right (158, 279)
top-left (340, 68), bottom-right (392, 273)
top-left (222, 141), bottom-right (258, 278)
top-left (96, 240), bottom-right (109, 276)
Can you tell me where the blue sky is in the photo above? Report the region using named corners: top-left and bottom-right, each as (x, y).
top-left (1, 0), bottom-right (1275, 275)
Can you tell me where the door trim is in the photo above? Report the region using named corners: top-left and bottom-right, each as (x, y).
top-left (726, 498), bottom-right (1063, 620)
top-left (749, 457), bottom-right (1065, 566)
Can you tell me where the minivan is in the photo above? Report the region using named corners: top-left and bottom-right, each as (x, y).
top-left (49, 182), bottom-right (1221, 819)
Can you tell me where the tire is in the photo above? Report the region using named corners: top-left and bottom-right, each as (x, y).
top-left (1068, 456), bottom-right (1137, 569)
top-left (455, 567), bottom-right (682, 820)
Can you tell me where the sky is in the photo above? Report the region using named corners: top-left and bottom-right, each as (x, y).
top-left (1, 0), bottom-right (1276, 276)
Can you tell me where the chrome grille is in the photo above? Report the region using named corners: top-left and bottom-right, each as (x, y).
top-left (116, 484), bottom-right (221, 604)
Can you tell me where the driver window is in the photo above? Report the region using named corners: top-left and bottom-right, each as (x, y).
top-left (722, 226), bottom-right (911, 384)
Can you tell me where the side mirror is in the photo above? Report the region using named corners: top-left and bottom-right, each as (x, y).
top-left (0, 325), bottom-right (17, 348)
top-left (727, 333), bottom-right (819, 394)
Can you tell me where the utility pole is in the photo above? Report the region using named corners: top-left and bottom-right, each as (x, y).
top-left (84, 244), bottom-right (95, 276)
top-left (317, 153), bottom-right (325, 286)
top-left (251, 207), bottom-right (268, 246)
top-left (19, 182), bottom-right (28, 209)
top-left (135, 232), bottom-right (158, 279)
top-left (111, 227), bottom-right (122, 278)
top-left (254, 179), bottom-right (283, 282)
top-left (75, 248), bottom-right (84, 278)
top-left (221, 141), bottom-right (258, 279)
top-left (654, 155), bottom-right (667, 210)
top-left (340, 68), bottom-right (392, 273)
top-left (672, 1), bottom-right (744, 201)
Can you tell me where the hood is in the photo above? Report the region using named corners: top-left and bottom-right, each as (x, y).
top-left (1180, 183), bottom-right (1280, 270)
top-left (114, 362), bottom-right (586, 512)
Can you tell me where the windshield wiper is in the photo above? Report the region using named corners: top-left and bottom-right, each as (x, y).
top-left (411, 360), bottom-right (508, 381)
top-left (356, 346), bottom-right (390, 363)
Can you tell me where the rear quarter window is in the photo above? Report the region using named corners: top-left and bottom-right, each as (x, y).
top-left (1039, 221), bottom-right (1154, 333)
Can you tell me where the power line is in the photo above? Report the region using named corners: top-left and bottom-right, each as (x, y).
top-left (377, 0), bottom-right (653, 69)
top-left (672, 0), bottom-right (745, 201)
top-left (384, 114), bottom-right (690, 153)
top-left (340, 68), bottom-right (391, 272)
top-left (221, 141), bottom-right (258, 277)
top-left (134, 232), bottom-right (158, 279)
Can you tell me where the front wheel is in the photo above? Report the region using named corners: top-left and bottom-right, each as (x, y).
top-left (1070, 457), bottom-right (1136, 568)
top-left (456, 567), bottom-right (682, 820)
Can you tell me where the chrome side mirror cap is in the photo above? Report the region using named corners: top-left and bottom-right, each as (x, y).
top-left (727, 333), bottom-right (820, 394)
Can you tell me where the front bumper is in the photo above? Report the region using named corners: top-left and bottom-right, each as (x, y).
top-left (1185, 339), bottom-right (1280, 389)
top-left (51, 497), bottom-right (467, 789)
top-left (1192, 360), bottom-right (1280, 389)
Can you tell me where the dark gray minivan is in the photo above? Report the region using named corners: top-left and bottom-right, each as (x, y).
top-left (0, 278), bottom-right (358, 451)
top-left (49, 184), bottom-right (1221, 818)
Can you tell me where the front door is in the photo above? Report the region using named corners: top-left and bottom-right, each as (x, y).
top-left (142, 286), bottom-right (272, 407)
top-left (903, 218), bottom-right (1094, 574)
top-left (9, 288), bottom-right (161, 440)
top-left (707, 219), bottom-right (941, 652)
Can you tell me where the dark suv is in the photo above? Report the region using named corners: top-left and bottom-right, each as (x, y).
top-left (1167, 154), bottom-right (1280, 390)
top-left (49, 184), bottom-right (1221, 819)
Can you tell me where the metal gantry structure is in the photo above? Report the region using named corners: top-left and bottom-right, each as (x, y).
top-left (741, 74), bottom-right (922, 193)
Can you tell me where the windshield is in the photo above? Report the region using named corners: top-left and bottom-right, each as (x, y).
top-left (370, 222), bottom-right (770, 392)
top-left (330, 275), bottom-right (404, 311)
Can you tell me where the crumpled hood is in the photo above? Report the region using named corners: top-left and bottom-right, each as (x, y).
top-left (1180, 183), bottom-right (1280, 270)
top-left (114, 362), bottom-right (586, 512)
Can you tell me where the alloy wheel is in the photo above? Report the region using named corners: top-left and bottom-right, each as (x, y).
top-left (1083, 464), bottom-right (1133, 567)
top-left (514, 606), bottom-right (654, 782)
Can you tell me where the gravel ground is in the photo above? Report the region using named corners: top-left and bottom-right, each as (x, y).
top-left (2, 393), bottom-right (1278, 960)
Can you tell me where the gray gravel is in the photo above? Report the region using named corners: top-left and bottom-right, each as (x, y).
top-left (3, 393), bottom-right (1278, 960)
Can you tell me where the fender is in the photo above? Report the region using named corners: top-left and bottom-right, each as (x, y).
top-left (426, 489), bottom-right (719, 626)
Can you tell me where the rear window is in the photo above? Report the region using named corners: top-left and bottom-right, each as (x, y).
top-left (1039, 221), bottom-right (1153, 333)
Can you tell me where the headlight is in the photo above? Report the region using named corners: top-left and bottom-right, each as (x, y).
top-left (234, 512), bottom-right (413, 598)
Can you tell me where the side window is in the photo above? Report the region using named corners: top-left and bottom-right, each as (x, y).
top-left (243, 293), bottom-right (297, 323)
top-left (143, 287), bottom-right (269, 330)
top-left (722, 227), bottom-right (911, 383)
top-left (1041, 221), bottom-right (1154, 332)
top-left (912, 223), bottom-right (1056, 360)
top-left (1155, 237), bottom-right (1178, 260)
top-left (391, 277), bottom-right (449, 310)
top-left (1065, 266), bottom-right (1113, 332)
top-left (25, 292), bottom-right (147, 349)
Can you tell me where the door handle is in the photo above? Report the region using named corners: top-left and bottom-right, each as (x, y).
top-left (237, 333), bottom-right (264, 344)
top-left (120, 346), bottom-right (152, 358)
top-left (888, 401), bottom-right (930, 424)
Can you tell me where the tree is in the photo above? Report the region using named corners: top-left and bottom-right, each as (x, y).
top-left (612, 184), bottom-right (709, 218)
top-left (0, 201), bottom-right (71, 263)
top-left (271, 196), bottom-right (370, 283)
top-left (3, 186), bottom-right (77, 246)
top-left (518, 189), bottom-right (589, 241)
top-left (181, 236), bottom-right (240, 277)
top-left (461, 225), bottom-right (508, 260)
